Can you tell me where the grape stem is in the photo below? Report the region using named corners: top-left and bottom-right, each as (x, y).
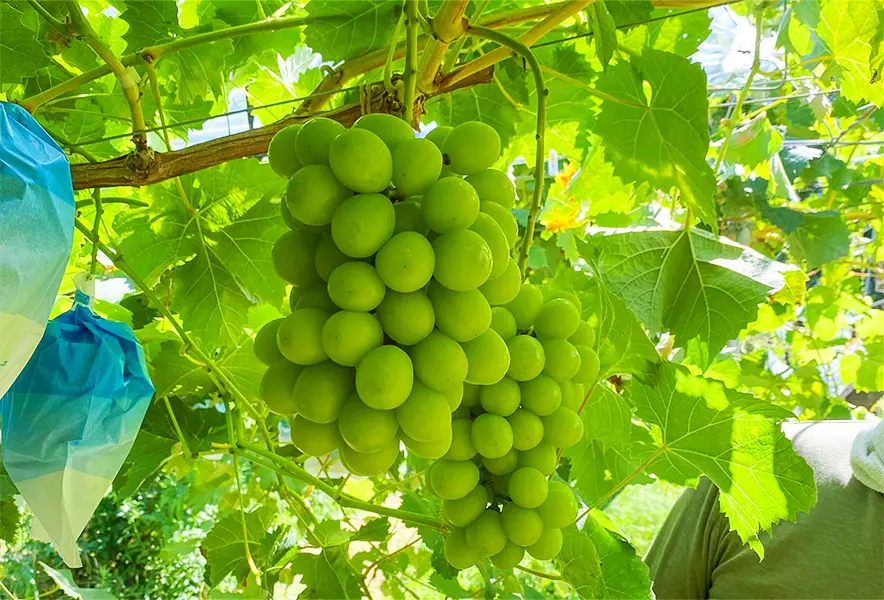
top-left (466, 24), bottom-right (547, 278)
top-left (403, 0), bottom-right (421, 127)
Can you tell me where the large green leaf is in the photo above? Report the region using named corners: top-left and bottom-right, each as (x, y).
top-left (723, 118), bottom-right (785, 168)
top-left (118, 0), bottom-right (181, 52)
top-left (818, 0), bottom-right (883, 105)
top-left (758, 201), bottom-right (850, 268)
top-left (0, 3), bottom-right (53, 84)
top-left (303, 0), bottom-right (400, 62)
top-left (581, 384), bottom-right (632, 450)
top-left (558, 526), bottom-right (604, 599)
top-left (0, 498), bottom-right (20, 544)
top-left (595, 49), bottom-right (717, 228)
top-left (628, 362), bottom-right (817, 555)
top-left (292, 548), bottom-right (363, 599)
top-left (202, 507), bottom-right (277, 587)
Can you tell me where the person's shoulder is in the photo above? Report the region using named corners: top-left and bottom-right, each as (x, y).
top-left (782, 420), bottom-right (880, 487)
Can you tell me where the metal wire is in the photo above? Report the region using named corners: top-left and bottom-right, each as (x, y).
top-left (711, 89), bottom-right (841, 108)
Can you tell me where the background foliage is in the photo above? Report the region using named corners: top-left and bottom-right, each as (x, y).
top-left (1, 0), bottom-right (883, 597)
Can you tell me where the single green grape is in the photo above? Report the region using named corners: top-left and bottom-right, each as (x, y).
top-left (489, 307), bottom-right (517, 341)
top-left (422, 177), bottom-right (480, 233)
top-left (442, 484), bottom-right (487, 527)
top-left (272, 229), bottom-right (321, 287)
top-left (544, 289), bottom-right (583, 315)
top-left (491, 542), bottom-right (524, 570)
top-left (432, 229), bottom-right (493, 292)
top-left (353, 113), bottom-right (414, 152)
top-left (292, 361), bottom-right (354, 423)
top-left (267, 124), bottom-right (302, 178)
top-left (469, 212), bottom-right (510, 279)
top-left (427, 281), bottom-right (491, 343)
top-left (534, 298), bottom-right (581, 339)
top-left (479, 376), bottom-right (521, 416)
top-left (425, 125), bottom-right (453, 150)
top-left (465, 168), bottom-right (515, 209)
top-left (401, 424), bottom-right (452, 459)
top-left (295, 117), bottom-right (344, 165)
top-left (480, 201), bottom-right (518, 249)
top-left (393, 201), bottom-right (428, 235)
top-left (483, 448), bottom-right (518, 475)
top-left (526, 528), bottom-right (563, 561)
top-left (409, 331), bottom-right (469, 392)
top-left (479, 257), bottom-right (521, 306)
top-left (337, 396), bottom-right (399, 453)
top-left (506, 335), bottom-right (545, 381)
top-left (293, 284), bottom-right (338, 313)
top-left (517, 443), bottom-right (557, 476)
top-left (520, 375), bottom-right (562, 416)
top-left (501, 503), bottom-right (544, 547)
top-left (507, 467), bottom-right (548, 509)
top-left (327, 262), bottom-right (386, 311)
top-left (536, 481), bottom-right (578, 529)
top-left (446, 419), bottom-right (477, 461)
top-left (260, 360), bottom-right (302, 415)
top-left (392, 138), bottom-right (443, 196)
top-left (560, 379), bottom-right (582, 411)
top-left (340, 437), bottom-right (400, 476)
top-left (471, 413), bottom-right (514, 459)
top-left (376, 290), bottom-right (435, 346)
top-left (540, 339), bottom-right (581, 382)
top-left (503, 283), bottom-right (544, 330)
top-left (276, 309), bottom-right (330, 365)
top-left (442, 384), bottom-right (463, 411)
top-left (507, 408), bottom-right (544, 451)
top-left (462, 328), bottom-right (510, 386)
top-left (254, 318), bottom-right (284, 365)
top-left (291, 415), bottom-right (341, 456)
top-left (375, 232), bottom-right (435, 293)
top-left (569, 321), bottom-right (595, 347)
top-left (280, 198), bottom-right (299, 230)
top-left (466, 510), bottom-right (507, 557)
top-left (355, 345), bottom-right (413, 410)
top-left (314, 233), bottom-right (349, 282)
top-left (443, 121), bottom-right (501, 175)
top-left (395, 381), bottom-right (451, 442)
top-left (331, 193), bottom-right (395, 258)
top-left (541, 406), bottom-right (584, 449)
top-left (429, 459), bottom-right (480, 500)
top-left (444, 527), bottom-right (480, 570)
top-left (572, 345), bottom-right (600, 384)
top-left (329, 128), bottom-right (392, 193)
top-left (286, 164), bottom-right (352, 226)
top-left (321, 311), bottom-right (384, 367)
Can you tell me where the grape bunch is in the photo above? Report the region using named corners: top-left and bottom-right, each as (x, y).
top-left (434, 284), bottom-right (600, 571)
top-left (253, 113), bottom-right (521, 480)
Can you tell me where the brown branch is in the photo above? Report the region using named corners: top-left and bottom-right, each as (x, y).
top-left (69, 68), bottom-right (492, 190)
top-left (416, 0), bottom-right (470, 92)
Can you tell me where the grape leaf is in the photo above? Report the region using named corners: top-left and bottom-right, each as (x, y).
top-left (818, 0), bottom-right (883, 105)
top-left (0, 3), bottom-right (53, 84)
top-left (852, 342), bottom-right (884, 391)
top-left (292, 548), bottom-right (363, 599)
top-left (352, 517), bottom-right (391, 542)
top-left (621, 9), bottom-right (712, 57)
top-left (118, 0), bottom-right (181, 52)
top-left (557, 526), bottom-right (604, 599)
top-left (0, 499), bottom-right (20, 544)
top-left (595, 49), bottom-right (717, 229)
top-left (723, 118), bottom-right (785, 168)
top-left (112, 431), bottom-right (177, 498)
top-left (149, 342), bottom-right (213, 398)
top-left (581, 384), bottom-right (632, 450)
top-left (304, 0), bottom-right (401, 62)
top-left (202, 507), bottom-right (276, 586)
top-left (606, 0), bottom-right (654, 28)
top-left (628, 362), bottom-right (817, 556)
top-left (40, 563), bottom-right (118, 600)
top-left (579, 229), bottom-right (794, 368)
top-left (566, 428), bottom-right (655, 508)
top-left (757, 200), bottom-right (850, 268)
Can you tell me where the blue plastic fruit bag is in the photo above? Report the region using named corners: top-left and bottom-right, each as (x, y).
top-left (1, 277), bottom-right (154, 567)
top-left (0, 101), bottom-right (75, 397)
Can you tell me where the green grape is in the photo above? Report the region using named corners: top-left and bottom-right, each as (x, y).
top-left (292, 361), bottom-right (354, 423)
top-left (560, 379), bottom-right (582, 411)
top-left (480, 201), bottom-right (518, 249)
top-left (443, 384), bottom-right (463, 411)
top-left (503, 283), bottom-right (543, 330)
top-left (465, 168), bottom-right (515, 209)
top-left (544, 289), bottom-right (583, 315)
top-left (401, 423), bottom-right (452, 459)
top-left (254, 318), bottom-right (284, 365)
top-left (321, 311), bottom-right (384, 367)
top-left (569, 321), bottom-right (595, 347)
top-left (526, 527), bottom-right (562, 560)
top-left (483, 448), bottom-right (518, 475)
top-left (376, 290), bottom-right (435, 345)
top-left (337, 396), bottom-right (399, 452)
top-left (291, 415), bottom-right (341, 456)
top-left (508, 467), bottom-right (548, 508)
top-left (536, 481), bottom-right (578, 529)
top-left (432, 229), bottom-right (493, 291)
top-left (479, 258), bottom-right (521, 306)
top-left (443, 484), bottom-right (487, 527)
top-left (353, 113), bottom-right (414, 152)
top-left (479, 376), bottom-right (520, 416)
top-left (444, 528), bottom-right (480, 570)
top-left (280, 198), bottom-right (299, 230)
top-left (277, 309), bottom-right (330, 365)
top-left (427, 282), bottom-right (491, 343)
top-left (294, 285), bottom-right (338, 313)
top-left (541, 407), bottom-right (584, 449)
top-left (540, 339), bottom-right (581, 382)
top-left (491, 542), bottom-right (524, 570)
top-left (501, 503), bottom-right (544, 547)
top-left (506, 335), bottom-right (545, 381)
top-left (356, 345), bottom-right (413, 409)
top-left (446, 419), bottom-right (476, 461)
top-left (534, 298), bottom-right (580, 339)
top-left (260, 360), bottom-right (302, 415)
top-left (272, 230), bottom-right (321, 287)
top-left (393, 201), bottom-right (428, 235)
top-left (517, 443), bottom-right (557, 476)
top-left (489, 307), bottom-right (517, 341)
top-left (572, 345), bottom-right (599, 384)
top-left (395, 381), bottom-right (451, 442)
top-left (469, 212), bottom-right (509, 279)
top-left (471, 413), bottom-right (514, 459)
top-left (375, 232), bottom-right (435, 293)
top-left (462, 329), bottom-right (510, 386)
top-left (422, 177), bottom-right (480, 233)
top-left (429, 459), bottom-right (480, 500)
top-left (425, 125), bottom-right (453, 150)
top-left (507, 408), bottom-right (544, 451)
top-left (462, 383), bottom-right (480, 407)
top-left (329, 128), bottom-right (392, 193)
top-left (340, 437), bottom-right (399, 476)
top-left (409, 331), bottom-right (468, 392)
top-left (443, 122), bottom-right (501, 175)
top-left (331, 193), bottom-right (395, 258)
top-left (267, 124), bottom-right (302, 178)
top-left (314, 233), bottom-right (349, 281)
top-left (466, 510), bottom-right (507, 557)
top-left (327, 262), bottom-right (386, 311)
top-left (296, 117), bottom-right (344, 165)
top-left (286, 164), bottom-right (352, 226)
top-left (392, 138), bottom-right (443, 196)
top-left (520, 375), bottom-right (562, 416)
